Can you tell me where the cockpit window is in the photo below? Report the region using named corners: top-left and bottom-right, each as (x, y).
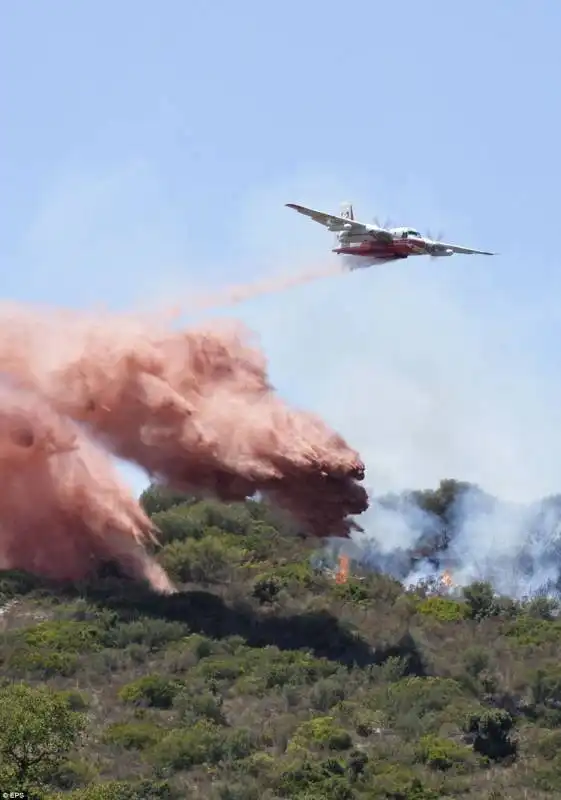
top-left (408, 229), bottom-right (420, 237)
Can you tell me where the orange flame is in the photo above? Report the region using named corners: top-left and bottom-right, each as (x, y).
top-left (335, 554), bottom-right (350, 584)
top-left (441, 570), bottom-right (453, 587)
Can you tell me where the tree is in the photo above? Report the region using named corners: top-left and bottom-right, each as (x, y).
top-left (139, 483), bottom-right (196, 517)
top-left (464, 709), bottom-right (517, 761)
top-left (530, 666), bottom-right (561, 709)
top-left (0, 683), bottom-right (86, 788)
top-left (462, 581), bottom-right (499, 621)
top-left (412, 478), bottom-right (475, 522)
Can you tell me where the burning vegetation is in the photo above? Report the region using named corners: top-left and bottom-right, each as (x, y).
top-left (1, 486), bottom-right (559, 799)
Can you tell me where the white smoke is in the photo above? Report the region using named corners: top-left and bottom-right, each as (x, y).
top-left (348, 484), bottom-right (561, 600)
top-left (449, 491), bottom-right (561, 597)
top-left (227, 177), bottom-right (561, 603)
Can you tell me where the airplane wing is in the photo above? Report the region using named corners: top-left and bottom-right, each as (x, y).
top-left (286, 203), bottom-right (393, 242)
top-left (431, 241), bottom-right (496, 256)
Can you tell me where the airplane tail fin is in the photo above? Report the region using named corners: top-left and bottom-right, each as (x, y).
top-left (340, 201), bottom-right (354, 221)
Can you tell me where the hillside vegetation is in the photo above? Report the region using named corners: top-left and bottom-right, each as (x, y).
top-left (1, 482), bottom-right (561, 799)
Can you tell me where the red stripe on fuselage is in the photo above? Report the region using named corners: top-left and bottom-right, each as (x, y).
top-left (333, 238), bottom-right (426, 257)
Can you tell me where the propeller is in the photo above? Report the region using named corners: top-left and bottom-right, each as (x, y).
top-left (373, 216), bottom-right (393, 229)
top-left (426, 228), bottom-right (444, 243)
top-left (425, 228), bottom-right (446, 259)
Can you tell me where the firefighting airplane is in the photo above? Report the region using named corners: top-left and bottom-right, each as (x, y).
top-left (286, 202), bottom-right (496, 267)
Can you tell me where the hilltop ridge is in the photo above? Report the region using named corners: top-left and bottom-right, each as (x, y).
top-left (0, 483), bottom-right (561, 799)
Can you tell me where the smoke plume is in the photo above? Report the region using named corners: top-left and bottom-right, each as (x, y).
top-left (0, 300), bottom-right (367, 591)
top-left (349, 483), bottom-right (561, 600)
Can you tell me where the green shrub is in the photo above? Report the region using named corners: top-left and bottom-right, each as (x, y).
top-left (415, 734), bottom-right (474, 771)
top-left (333, 578), bottom-right (370, 605)
top-left (151, 497), bottom-right (257, 542)
top-left (151, 507), bottom-right (207, 544)
top-left (523, 596), bottom-right (560, 621)
top-left (8, 646), bottom-right (79, 677)
top-left (149, 720), bottom-right (254, 771)
top-left (504, 616), bottom-right (561, 646)
top-left (288, 716), bottom-right (353, 752)
top-left (338, 703), bottom-right (386, 737)
top-left (533, 730), bottom-right (561, 760)
top-left (275, 754), bottom-right (354, 800)
top-left (49, 779), bottom-right (175, 799)
top-left (210, 778), bottom-right (262, 800)
top-left (253, 561), bottom-right (317, 594)
top-left (174, 688), bottom-right (226, 725)
top-left (102, 721), bottom-right (162, 750)
top-left (47, 757), bottom-right (97, 790)
top-left (193, 647), bottom-right (338, 694)
top-left (21, 620), bottom-right (104, 652)
top-left (260, 652), bottom-right (338, 691)
top-left (104, 618), bottom-right (188, 651)
top-left (462, 646), bottom-right (491, 678)
top-left (309, 677), bottom-right (347, 711)
top-left (381, 677), bottom-right (464, 721)
top-left (375, 655), bottom-right (410, 683)
top-left (168, 632), bottom-right (215, 660)
top-left (464, 709), bottom-right (517, 761)
top-left (197, 654), bottom-right (248, 682)
top-left (418, 596), bottom-right (467, 622)
top-left (118, 675), bottom-right (184, 708)
top-left (0, 569), bottom-right (42, 600)
top-left (238, 751), bottom-right (276, 778)
top-left (59, 689), bottom-right (90, 711)
top-left (52, 600), bottom-right (117, 628)
top-left (251, 574), bottom-right (283, 603)
top-left (463, 581), bottom-right (501, 620)
top-left (159, 536), bottom-right (244, 583)
top-left (530, 666), bottom-right (561, 711)
top-left (362, 766), bottom-right (440, 799)
top-left (191, 500), bottom-right (256, 536)
top-left (139, 483), bottom-right (195, 516)
top-left (531, 767), bottom-right (561, 794)
top-left (233, 523), bottom-right (280, 562)
top-left (530, 730), bottom-right (561, 789)
top-left (361, 572), bottom-right (404, 603)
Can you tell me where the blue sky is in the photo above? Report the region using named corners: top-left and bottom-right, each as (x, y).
top-left (3, 1), bottom-right (561, 504)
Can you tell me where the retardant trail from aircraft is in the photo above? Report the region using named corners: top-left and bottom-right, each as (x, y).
top-left (0, 301), bottom-right (368, 591)
top-left (180, 264), bottom-right (344, 315)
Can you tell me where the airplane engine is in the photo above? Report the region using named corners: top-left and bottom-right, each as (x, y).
top-left (432, 248), bottom-right (453, 257)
